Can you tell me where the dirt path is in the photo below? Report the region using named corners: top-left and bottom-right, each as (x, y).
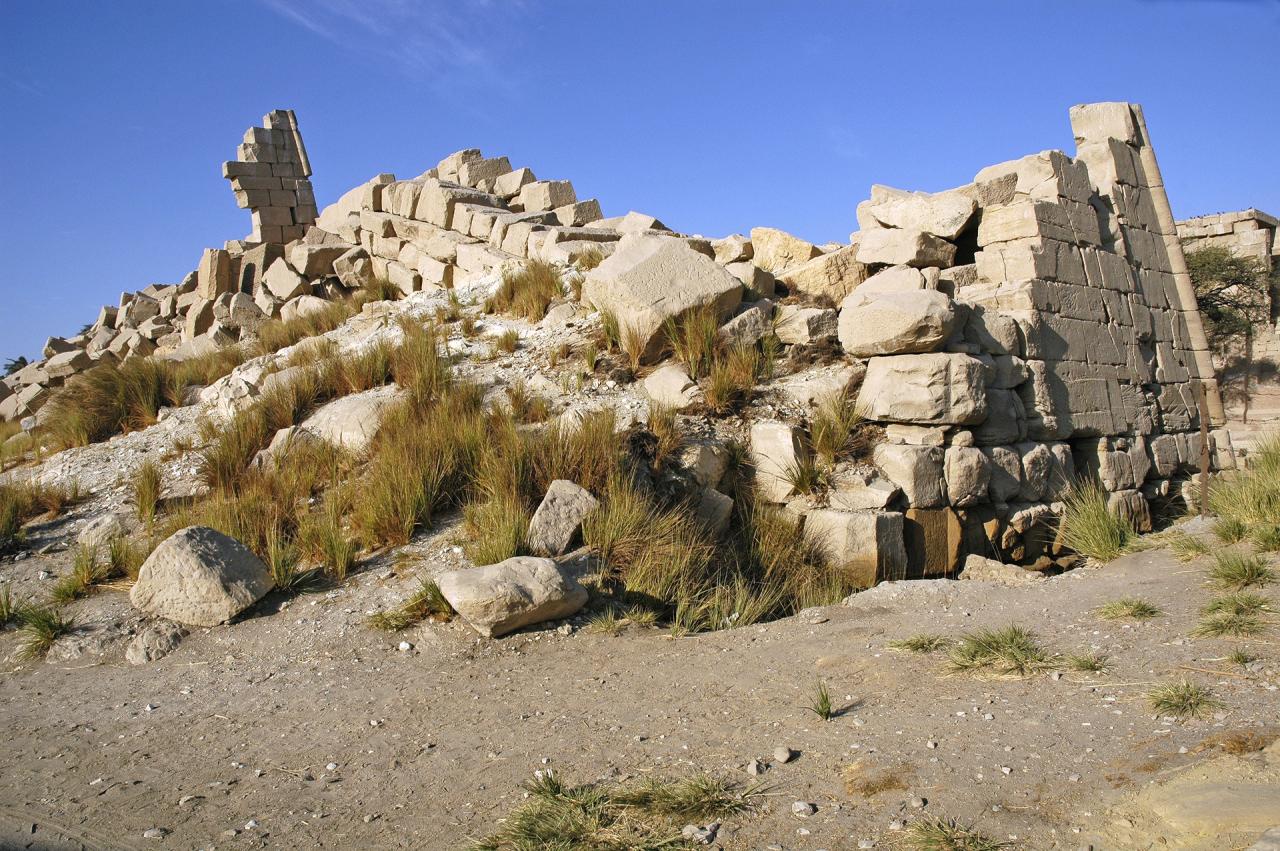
top-left (2, 525), bottom-right (1277, 850)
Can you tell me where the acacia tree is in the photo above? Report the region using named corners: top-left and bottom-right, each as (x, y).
top-left (1185, 245), bottom-right (1271, 422)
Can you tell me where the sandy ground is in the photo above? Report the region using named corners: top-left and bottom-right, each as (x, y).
top-left (1, 509), bottom-right (1277, 850)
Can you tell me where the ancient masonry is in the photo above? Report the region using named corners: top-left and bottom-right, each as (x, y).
top-left (1177, 208), bottom-right (1278, 274)
top-left (1, 102), bottom-right (1240, 579)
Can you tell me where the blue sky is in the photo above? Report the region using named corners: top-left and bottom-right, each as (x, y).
top-left (2, 0), bottom-right (1278, 362)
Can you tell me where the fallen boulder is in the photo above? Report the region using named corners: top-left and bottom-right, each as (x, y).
top-left (436, 556), bottom-right (588, 638)
top-left (527, 480), bottom-right (599, 557)
top-left (129, 526), bottom-right (274, 627)
top-left (837, 289), bottom-right (956, 356)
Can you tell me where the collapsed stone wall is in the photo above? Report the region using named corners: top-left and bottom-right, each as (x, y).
top-left (1, 102), bottom-right (1238, 584)
top-left (223, 109), bottom-right (317, 244)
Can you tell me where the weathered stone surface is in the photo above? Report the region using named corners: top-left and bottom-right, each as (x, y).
top-left (944, 446), bottom-right (991, 508)
top-left (776, 244), bottom-right (868, 301)
top-left (695, 488), bottom-right (734, 537)
top-left (712, 234), bottom-right (752, 264)
top-left (129, 526), bottom-right (274, 627)
top-left (1108, 489), bottom-right (1152, 533)
top-left (838, 289), bottom-right (957, 356)
top-left (903, 507), bottom-right (964, 577)
top-left (751, 420), bottom-right (806, 503)
top-left (196, 248), bottom-right (234, 299)
top-left (830, 471), bottom-right (899, 511)
top-left (857, 353), bottom-right (988, 425)
top-left (804, 509), bottom-right (907, 587)
top-left (527, 480), bottom-right (599, 557)
top-left (582, 235), bottom-right (742, 363)
top-left (125, 621), bottom-right (188, 665)
top-left (856, 263), bottom-right (927, 295)
top-left (873, 444), bottom-right (946, 508)
top-left (436, 556), bottom-right (588, 638)
top-left (983, 446), bottom-right (1024, 503)
top-left (643, 363), bottom-right (700, 410)
top-left (299, 385), bottom-right (404, 453)
top-left (679, 439), bottom-right (729, 490)
top-left (280, 294), bottom-right (331, 323)
top-left (519, 180), bottom-right (576, 212)
top-left (775, 305), bottom-right (837, 344)
top-left (774, 363), bottom-right (863, 409)
top-left (857, 185), bottom-right (978, 240)
top-left (717, 301), bottom-right (774, 348)
top-left (724, 261), bottom-right (776, 299)
top-left (250, 424), bottom-right (322, 470)
top-left (45, 349), bottom-right (91, 379)
top-left (749, 227), bottom-right (821, 274)
top-left (78, 513), bottom-right (126, 552)
top-left (333, 247), bottom-right (375, 290)
top-left (855, 228), bottom-right (957, 268)
top-left (262, 258), bottom-right (311, 301)
top-left (959, 554), bottom-right (1045, 584)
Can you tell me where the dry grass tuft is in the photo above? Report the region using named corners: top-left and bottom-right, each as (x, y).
top-left (486, 260), bottom-right (563, 321)
top-left (132, 460), bottom-right (162, 523)
top-left (946, 625), bottom-right (1055, 677)
top-left (888, 634), bottom-right (952, 653)
top-left (1097, 597), bottom-right (1162, 621)
top-left (369, 578), bottom-right (453, 631)
top-left (1208, 550), bottom-right (1275, 590)
top-left (663, 305), bottom-right (720, 379)
top-left (1148, 678), bottom-right (1223, 720)
top-left (1058, 480), bottom-right (1135, 562)
top-left (902, 815), bottom-right (1011, 850)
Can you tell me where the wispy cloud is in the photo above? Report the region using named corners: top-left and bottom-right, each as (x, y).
top-left (259, 0), bottom-right (533, 97)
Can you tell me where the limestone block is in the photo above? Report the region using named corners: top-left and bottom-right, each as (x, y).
top-left (855, 228), bottom-right (956, 268)
top-left (237, 243), bottom-right (285, 294)
top-left (289, 238), bottom-right (349, 279)
top-left (44, 350), bottom-right (91, 379)
top-left (280, 294), bottom-right (332, 323)
top-left (748, 227), bottom-right (821, 274)
top-left (183, 298), bottom-right (216, 339)
top-left (803, 509), bottom-right (907, 587)
top-left (695, 488), bottom-right (735, 538)
top-left (856, 185), bottom-right (978, 240)
top-left (416, 180), bottom-right (503, 230)
top-left (856, 264), bottom-right (926, 295)
top-left (838, 289), bottom-right (957, 357)
top-left (712, 234), bottom-right (752, 264)
top-left (299, 385), bottom-right (404, 454)
top-left (829, 471), bottom-right (899, 511)
top-left (773, 363), bottom-right (863, 409)
top-left (1210, 428), bottom-right (1237, 471)
top-left (333, 247), bottom-right (375, 290)
top-left (873, 443), bottom-right (946, 508)
top-left (519, 180), bottom-right (576, 212)
top-left (885, 424), bottom-right (946, 446)
top-left (776, 243), bottom-right (868, 301)
top-left (775, 305), bottom-right (837, 344)
top-left (945, 446), bottom-right (990, 507)
top-left (527, 480), bottom-right (599, 557)
top-left (959, 554), bottom-right (1045, 584)
top-left (983, 446), bottom-right (1023, 503)
top-left (494, 167), bottom-right (536, 198)
top-left (973, 150), bottom-right (1094, 205)
top-left (717, 301), bottom-right (775, 349)
top-left (903, 507), bottom-right (964, 577)
top-left (197, 248), bottom-right (234, 299)
top-left (78, 512), bottom-right (126, 552)
top-left (973, 387), bottom-right (1027, 445)
top-left (751, 420), bottom-right (807, 503)
top-left (262, 258), bottom-right (311, 301)
top-left (437, 556), bottom-right (588, 638)
top-left (858, 353), bottom-right (988, 426)
top-left (680, 439), bottom-right (730, 490)
top-left (1107, 489), bottom-right (1152, 533)
top-left (725, 261), bottom-right (776, 299)
top-left (962, 305), bottom-right (1023, 356)
top-left (386, 261), bottom-right (421, 296)
top-left (553, 199), bottom-right (603, 227)
top-left (589, 211), bottom-right (669, 234)
top-left (1068, 102), bottom-right (1139, 146)
top-left (581, 235), bottom-right (742, 363)
top-left (643, 363), bottom-right (700, 410)
top-left (457, 156), bottom-right (512, 188)
top-left (129, 526), bottom-right (273, 627)
top-left (1147, 434), bottom-right (1179, 477)
top-left (1012, 442), bottom-right (1051, 501)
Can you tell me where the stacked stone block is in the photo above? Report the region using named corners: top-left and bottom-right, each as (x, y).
top-left (1177, 209), bottom-right (1278, 272)
top-left (222, 109), bottom-right (317, 245)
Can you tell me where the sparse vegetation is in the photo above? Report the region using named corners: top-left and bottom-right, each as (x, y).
top-left (132, 460), bottom-right (162, 523)
top-left (1169, 533), bottom-right (1211, 562)
top-left (576, 245), bottom-right (605, 272)
top-left (51, 544), bottom-right (109, 603)
top-left (806, 680), bottom-right (834, 720)
top-left (1207, 433), bottom-right (1280, 536)
top-left (902, 815), bottom-right (1010, 851)
top-left (1097, 597), bottom-right (1162, 621)
top-left (1, 480), bottom-right (78, 550)
top-left (1213, 517), bottom-right (1248, 544)
top-left (888, 634), bottom-right (952, 653)
top-left (369, 578), bottom-right (453, 631)
top-left (810, 390), bottom-right (866, 465)
top-left (486, 259), bottom-right (563, 321)
top-left (946, 625), bottom-right (1055, 677)
top-left (15, 604), bottom-right (75, 661)
top-left (664, 305), bottom-right (719, 379)
top-left (1208, 550), bottom-right (1275, 590)
top-left (1067, 652), bottom-right (1110, 673)
top-left (1194, 609), bottom-right (1266, 638)
top-left (1228, 647), bottom-right (1256, 666)
top-left (1058, 480), bottom-right (1134, 562)
top-left (472, 770), bottom-right (754, 850)
top-left (1147, 678), bottom-right (1223, 720)
top-left (495, 329), bottom-right (520, 354)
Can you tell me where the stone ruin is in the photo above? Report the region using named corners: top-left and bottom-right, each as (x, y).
top-left (1, 101), bottom-right (1242, 581)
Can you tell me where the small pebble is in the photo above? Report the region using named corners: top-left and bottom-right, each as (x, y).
top-left (926, 740), bottom-right (938, 749)
top-left (326, 762), bottom-right (338, 771)
top-left (791, 801), bottom-right (816, 817)
top-left (1069, 773), bottom-right (1081, 783)
top-left (397, 641), bottom-right (412, 652)
top-left (888, 818), bottom-right (904, 831)
top-left (910, 795), bottom-right (926, 808)
top-left (746, 759), bottom-right (764, 776)
top-left (142, 828), bottom-right (167, 840)
top-left (774, 746), bottom-right (795, 764)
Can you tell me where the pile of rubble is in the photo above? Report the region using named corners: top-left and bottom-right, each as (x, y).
top-left (1, 101), bottom-right (1238, 581)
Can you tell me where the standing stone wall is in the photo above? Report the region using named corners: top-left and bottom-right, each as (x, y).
top-left (222, 109), bottom-right (317, 245)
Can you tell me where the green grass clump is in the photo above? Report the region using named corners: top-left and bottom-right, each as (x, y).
top-left (1251, 524), bottom-right (1280, 552)
top-left (1, 481), bottom-right (77, 550)
top-left (1208, 550), bottom-right (1275, 590)
top-left (902, 816), bottom-right (1011, 851)
top-left (132, 460), bottom-right (162, 523)
top-left (1213, 517), bottom-right (1248, 544)
top-left (1228, 647), bottom-right (1256, 666)
top-left (806, 680), bottom-right (834, 720)
top-left (50, 544), bottom-right (110, 603)
top-left (368, 578), bottom-right (453, 631)
top-left (472, 770), bottom-right (754, 850)
top-left (1147, 678), bottom-right (1222, 720)
top-left (1096, 597), bottom-right (1162, 621)
top-left (1067, 652), bottom-right (1110, 673)
top-left (486, 259), bottom-right (563, 321)
top-left (946, 625), bottom-right (1055, 677)
top-left (810, 391), bottom-right (866, 466)
top-left (663, 305), bottom-right (720, 379)
top-left (1194, 610), bottom-right (1266, 638)
top-left (888, 634), bottom-right (952, 653)
top-left (703, 345), bottom-right (761, 414)
top-left (1058, 480), bottom-right (1134, 562)
top-left (1169, 533), bottom-right (1211, 562)
top-left (15, 604), bottom-right (75, 661)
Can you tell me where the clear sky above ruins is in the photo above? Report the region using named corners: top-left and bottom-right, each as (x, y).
top-left (1, 0), bottom-right (1278, 361)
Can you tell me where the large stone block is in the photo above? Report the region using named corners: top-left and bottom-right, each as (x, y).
top-left (857, 353), bottom-right (988, 425)
top-left (803, 509), bottom-right (907, 587)
top-left (519, 180), bottom-right (576, 212)
top-left (129, 526), bottom-right (273, 627)
top-left (776, 243), bottom-right (868, 301)
top-left (299, 385), bottom-right (404, 453)
top-left (437, 556), bottom-right (588, 638)
top-left (945, 446), bottom-right (991, 507)
top-left (262, 258), bottom-right (311, 301)
top-left (749, 227), bottom-right (821, 274)
top-left (856, 185), bottom-right (978, 240)
top-left (903, 507), bottom-right (964, 577)
top-left (581, 235), bottom-right (742, 363)
top-left (197, 248), bottom-right (234, 299)
top-left (855, 228), bottom-right (956, 268)
top-left (751, 420), bottom-right (806, 503)
top-left (872, 443), bottom-right (946, 508)
top-left (837, 289), bottom-right (957, 357)
top-left (775, 305), bottom-right (837, 344)
top-left (983, 446), bottom-right (1024, 503)
top-left (643, 363), bottom-right (700, 410)
top-left (527, 480), bottom-right (599, 557)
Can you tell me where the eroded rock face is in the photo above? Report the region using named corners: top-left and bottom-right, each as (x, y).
top-left (129, 526), bottom-right (274, 627)
top-left (125, 621), bottom-right (188, 665)
top-left (436, 556), bottom-right (588, 638)
top-left (527, 480), bottom-right (598, 557)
